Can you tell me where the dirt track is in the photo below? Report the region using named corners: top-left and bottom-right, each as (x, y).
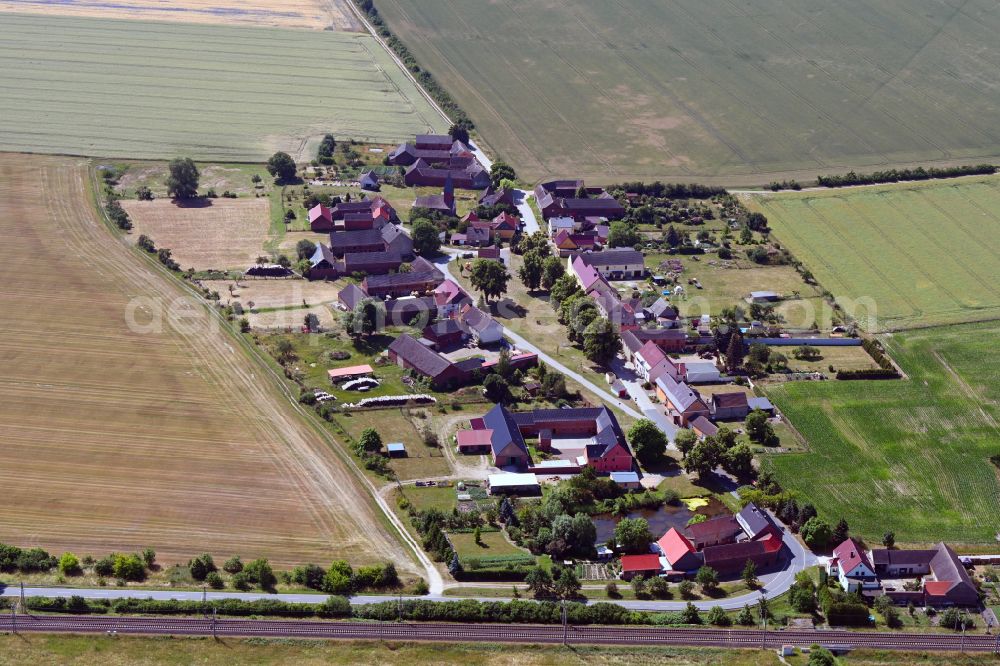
top-left (0, 155), bottom-right (409, 570)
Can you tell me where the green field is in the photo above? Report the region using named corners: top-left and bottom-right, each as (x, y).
top-left (763, 321), bottom-right (1000, 546)
top-left (0, 13), bottom-right (446, 160)
top-left (375, 0), bottom-right (1000, 184)
top-left (749, 175), bottom-right (1000, 331)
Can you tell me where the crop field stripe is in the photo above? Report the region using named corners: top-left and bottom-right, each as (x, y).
top-left (0, 13), bottom-right (446, 160)
top-left (750, 176), bottom-right (1000, 330)
top-left (374, 0), bottom-right (1000, 183)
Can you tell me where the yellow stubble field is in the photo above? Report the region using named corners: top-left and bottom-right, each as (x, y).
top-left (0, 155), bottom-right (408, 570)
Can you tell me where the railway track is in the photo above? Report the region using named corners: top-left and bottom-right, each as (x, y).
top-left (1, 615), bottom-right (998, 652)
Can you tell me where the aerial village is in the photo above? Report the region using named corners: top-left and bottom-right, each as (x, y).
top-left (188, 130), bottom-right (996, 625)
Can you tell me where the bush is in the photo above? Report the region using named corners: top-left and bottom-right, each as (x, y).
top-left (243, 558), bottom-right (277, 590)
top-left (113, 553), bottom-right (146, 582)
top-left (93, 555), bottom-right (115, 578)
top-left (836, 368), bottom-right (900, 380)
top-left (223, 556), bottom-right (243, 574)
top-left (58, 552), bottom-right (81, 576)
top-left (205, 571), bottom-right (224, 589)
top-left (189, 554), bottom-right (217, 581)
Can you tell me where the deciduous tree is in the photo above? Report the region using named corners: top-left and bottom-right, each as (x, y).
top-left (627, 419), bottom-right (668, 467)
top-left (266, 152), bottom-right (297, 183)
top-left (166, 157), bottom-right (199, 199)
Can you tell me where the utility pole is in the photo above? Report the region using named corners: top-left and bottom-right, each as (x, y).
top-left (212, 608), bottom-right (217, 640)
top-left (19, 581), bottom-right (25, 610)
top-left (561, 600), bottom-right (568, 646)
top-left (10, 605), bottom-right (15, 635)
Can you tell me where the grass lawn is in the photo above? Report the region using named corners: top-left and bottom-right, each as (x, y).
top-left (763, 321), bottom-right (1000, 546)
top-left (334, 408), bottom-right (450, 480)
top-left (643, 250), bottom-right (833, 330)
top-left (396, 485), bottom-right (460, 514)
top-left (779, 344), bottom-right (880, 374)
top-left (449, 531), bottom-right (530, 560)
top-left (748, 175), bottom-right (1000, 331)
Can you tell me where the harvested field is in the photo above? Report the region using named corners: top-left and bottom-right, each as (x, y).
top-left (0, 0), bottom-right (361, 30)
top-left (376, 0), bottom-right (1000, 184)
top-left (0, 13), bottom-right (446, 160)
top-left (748, 175), bottom-right (1000, 331)
top-left (121, 198), bottom-right (271, 271)
top-left (0, 154), bottom-right (409, 570)
top-left (764, 321), bottom-right (1000, 546)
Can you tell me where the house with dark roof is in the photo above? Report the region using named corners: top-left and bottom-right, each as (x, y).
top-left (422, 319), bottom-right (465, 348)
top-left (329, 227), bottom-right (389, 256)
top-left (534, 180), bottom-right (625, 221)
top-left (853, 542), bottom-right (980, 607)
top-left (511, 406), bottom-right (633, 473)
top-left (387, 134), bottom-right (470, 166)
top-left (342, 250), bottom-right (403, 276)
top-left (459, 405), bottom-right (633, 473)
top-left (736, 502), bottom-right (783, 542)
top-left (472, 404), bottom-right (532, 468)
top-left (404, 156), bottom-right (490, 190)
top-left (710, 392), bottom-right (750, 420)
top-left (690, 415), bottom-right (718, 439)
top-left (413, 172), bottom-right (456, 215)
top-left (457, 304), bottom-right (503, 345)
top-left (359, 171), bottom-right (380, 191)
top-left (479, 186), bottom-right (515, 208)
top-left (702, 534), bottom-right (783, 575)
top-left (684, 515), bottom-right (742, 550)
top-left (387, 334), bottom-right (468, 390)
top-left (574, 249), bottom-right (645, 280)
top-left (647, 297), bottom-right (679, 325)
top-left (305, 243), bottom-right (339, 281)
top-left (631, 327), bottom-right (688, 353)
top-left (655, 375), bottom-right (710, 426)
top-left (362, 268), bottom-right (443, 299)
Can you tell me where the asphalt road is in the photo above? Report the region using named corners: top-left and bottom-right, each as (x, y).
top-left (2, 614), bottom-right (998, 653)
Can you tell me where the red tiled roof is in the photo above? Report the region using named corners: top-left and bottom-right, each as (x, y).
top-left (923, 581), bottom-right (953, 596)
top-left (457, 429), bottom-right (494, 448)
top-left (832, 538), bottom-right (872, 575)
top-left (656, 528), bottom-right (696, 566)
top-left (620, 554), bottom-right (662, 573)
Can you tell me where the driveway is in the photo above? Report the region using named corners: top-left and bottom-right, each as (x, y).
top-left (610, 357), bottom-right (678, 443)
top-left (514, 189), bottom-right (540, 235)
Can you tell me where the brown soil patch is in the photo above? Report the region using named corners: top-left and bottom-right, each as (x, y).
top-left (121, 198), bottom-right (270, 272)
top-left (0, 154), bottom-right (407, 569)
top-left (0, 0), bottom-right (362, 30)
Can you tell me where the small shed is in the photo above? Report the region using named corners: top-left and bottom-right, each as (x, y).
top-left (328, 364), bottom-right (374, 384)
top-left (750, 290), bottom-right (779, 303)
top-left (610, 471), bottom-right (641, 490)
top-left (359, 171), bottom-right (380, 192)
top-left (386, 442), bottom-right (406, 458)
top-left (487, 472), bottom-right (540, 496)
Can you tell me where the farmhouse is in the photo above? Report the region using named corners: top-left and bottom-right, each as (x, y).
top-left (457, 304), bottom-right (503, 345)
top-left (434, 279), bottom-right (469, 316)
top-left (310, 197), bottom-right (397, 232)
top-left (387, 134), bottom-right (471, 166)
top-left (404, 157), bottom-right (490, 190)
top-left (387, 334), bottom-right (467, 390)
top-left (342, 250), bottom-right (404, 276)
top-left (362, 269), bottom-right (443, 299)
top-left (828, 540), bottom-right (980, 607)
top-left (656, 528), bottom-right (702, 573)
top-left (684, 515), bottom-right (742, 550)
top-left (572, 249), bottom-right (645, 280)
top-left (702, 535), bottom-right (783, 575)
top-left (479, 186), bottom-right (515, 208)
top-left (684, 361), bottom-right (722, 384)
top-left (829, 538), bottom-right (879, 593)
top-left (535, 180), bottom-right (625, 221)
top-left (329, 224), bottom-right (413, 258)
top-left (359, 171), bottom-right (380, 192)
top-left (655, 375), bottom-right (710, 426)
top-left (690, 415), bottom-right (718, 439)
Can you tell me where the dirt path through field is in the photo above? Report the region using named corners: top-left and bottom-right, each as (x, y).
top-left (0, 155), bottom-right (411, 570)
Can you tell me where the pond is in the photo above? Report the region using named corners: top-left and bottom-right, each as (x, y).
top-left (592, 496), bottom-right (729, 545)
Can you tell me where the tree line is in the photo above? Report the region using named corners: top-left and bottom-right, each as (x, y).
top-left (816, 164), bottom-right (996, 188)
